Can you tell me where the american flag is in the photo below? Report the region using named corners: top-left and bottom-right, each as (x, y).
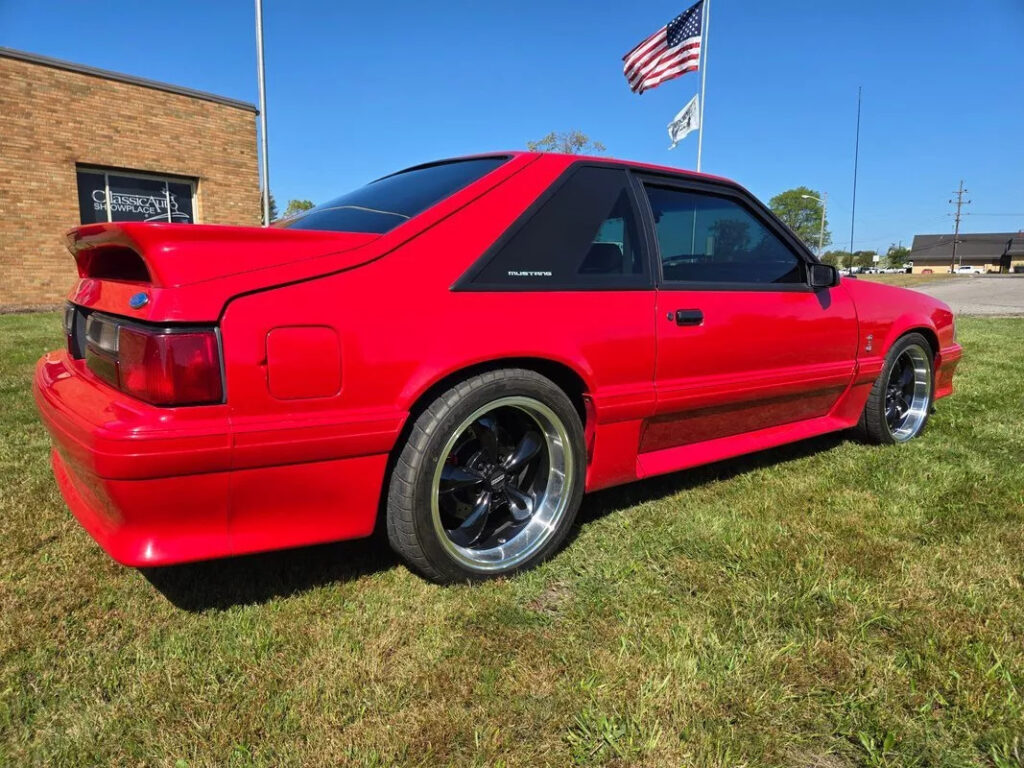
top-left (623, 1), bottom-right (703, 95)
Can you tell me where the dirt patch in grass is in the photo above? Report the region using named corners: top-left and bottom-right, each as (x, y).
top-left (528, 581), bottom-right (573, 617)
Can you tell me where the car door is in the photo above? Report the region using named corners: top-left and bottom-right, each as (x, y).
top-left (634, 175), bottom-right (858, 454)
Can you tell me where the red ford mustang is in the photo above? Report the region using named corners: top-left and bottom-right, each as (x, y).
top-left (34, 152), bottom-right (962, 582)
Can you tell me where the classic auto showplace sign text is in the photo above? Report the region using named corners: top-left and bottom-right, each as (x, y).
top-left (90, 189), bottom-right (185, 221)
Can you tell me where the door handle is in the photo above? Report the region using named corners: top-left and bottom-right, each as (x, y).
top-left (673, 309), bottom-right (703, 326)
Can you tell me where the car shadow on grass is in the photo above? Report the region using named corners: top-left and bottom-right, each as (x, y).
top-left (144, 430), bottom-right (852, 612)
top-left (574, 431), bottom-right (850, 529)
top-left (141, 534), bottom-right (400, 612)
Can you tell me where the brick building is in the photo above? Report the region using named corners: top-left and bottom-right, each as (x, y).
top-left (0, 47), bottom-right (260, 309)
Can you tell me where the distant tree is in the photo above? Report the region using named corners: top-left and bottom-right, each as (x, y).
top-left (527, 130), bottom-right (606, 155)
top-left (768, 187), bottom-right (831, 253)
top-left (886, 244), bottom-right (911, 269)
top-left (853, 250), bottom-right (877, 269)
top-left (260, 191), bottom-right (278, 224)
top-left (283, 199), bottom-right (315, 218)
top-left (822, 250), bottom-right (853, 268)
top-left (710, 219), bottom-right (750, 259)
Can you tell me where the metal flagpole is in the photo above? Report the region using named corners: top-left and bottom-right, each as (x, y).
top-left (696, 0), bottom-right (710, 172)
top-left (255, 0), bottom-right (271, 226)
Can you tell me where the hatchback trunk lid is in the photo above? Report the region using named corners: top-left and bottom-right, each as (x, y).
top-left (64, 222), bottom-right (381, 322)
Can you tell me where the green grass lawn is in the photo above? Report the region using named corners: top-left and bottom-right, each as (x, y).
top-left (2, 312), bottom-right (1022, 767)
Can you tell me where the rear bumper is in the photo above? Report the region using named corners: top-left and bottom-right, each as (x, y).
top-left (50, 446), bottom-right (233, 565)
top-left (34, 352), bottom-right (399, 567)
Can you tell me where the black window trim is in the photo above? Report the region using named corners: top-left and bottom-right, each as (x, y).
top-left (452, 161), bottom-right (657, 292)
top-left (372, 153), bottom-right (513, 183)
top-left (632, 171), bottom-right (819, 293)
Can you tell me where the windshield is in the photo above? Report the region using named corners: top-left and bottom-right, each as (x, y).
top-left (279, 156), bottom-right (508, 234)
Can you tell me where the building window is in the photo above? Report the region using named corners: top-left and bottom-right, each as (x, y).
top-left (76, 167), bottom-right (197, 224)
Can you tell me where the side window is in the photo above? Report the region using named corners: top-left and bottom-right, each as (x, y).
top-left (643, 185), bottom-right (804, 285)
top-left (470, 167), bottom-right (649, 289)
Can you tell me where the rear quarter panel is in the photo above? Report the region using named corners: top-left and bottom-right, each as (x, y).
top-left (219, 154), bottom-right (656, 488)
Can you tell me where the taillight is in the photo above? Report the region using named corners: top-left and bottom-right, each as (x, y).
top-left (82, 313), bottom-right (223, 406)
top-left (84, 313), bottom-right (119, 386)
top-left (118, 327), bottom-right (223, 406)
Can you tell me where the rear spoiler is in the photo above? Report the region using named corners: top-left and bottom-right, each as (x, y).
top-left (66, 225), bottom-right (153, 283)
top-left (65, 222), bottom-right (377, 288)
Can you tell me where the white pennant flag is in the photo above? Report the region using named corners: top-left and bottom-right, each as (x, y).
top-left (667, 94), bottom-right (700, 149)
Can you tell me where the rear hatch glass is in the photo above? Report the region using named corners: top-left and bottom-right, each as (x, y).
top-left (279, 156), bottom-right (507, 234)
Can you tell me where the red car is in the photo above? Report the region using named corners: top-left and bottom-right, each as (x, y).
top-left (34, 152), bottom-right (962, 582)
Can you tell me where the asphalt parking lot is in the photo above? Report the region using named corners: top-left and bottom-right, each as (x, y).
top-left (910, 275), bottom-right (1024, 315)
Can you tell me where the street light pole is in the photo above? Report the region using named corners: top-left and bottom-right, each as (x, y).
top-left (818, 191), bottom-right (828, 256)
top-left (800, 192), bottom-right (828, 257)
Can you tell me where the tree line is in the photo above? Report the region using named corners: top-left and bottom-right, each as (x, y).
top-left (260, 193), bottom-right (315, 224)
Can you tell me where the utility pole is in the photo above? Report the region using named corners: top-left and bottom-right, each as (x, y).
top-left (948, 180), bottom-right (971, 272)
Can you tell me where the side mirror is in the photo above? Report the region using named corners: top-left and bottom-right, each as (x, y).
top-left (809, 263), bottom-right (840, 289)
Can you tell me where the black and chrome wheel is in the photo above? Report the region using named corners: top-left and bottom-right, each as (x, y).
top-left (386, 369), bottom-right (585, 583)
top-left (858, 332), bottom-right (934, 444)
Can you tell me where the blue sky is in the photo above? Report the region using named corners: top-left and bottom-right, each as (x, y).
top-left (3, 0), bottom-right (1022, 251)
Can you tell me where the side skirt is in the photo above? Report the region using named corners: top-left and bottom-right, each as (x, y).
top-left (633, 375), bottom-right (873, 481)
top-left (635, 414), bottom-right (851, 480)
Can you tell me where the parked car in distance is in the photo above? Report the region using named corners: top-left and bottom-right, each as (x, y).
top-left (34, 152), bottom-right (963, 583)
top-left (955, 265), bottom-right (985, 275)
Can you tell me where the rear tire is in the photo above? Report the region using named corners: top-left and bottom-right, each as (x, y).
top-left (386, 369), bottom-right (585, 584)
top-left (858, 332), bottom-right (934, 444)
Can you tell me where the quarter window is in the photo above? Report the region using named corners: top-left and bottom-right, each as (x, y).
top-left (643, 185), bottom-right (803, 284)
top-left (470, 166), bottom-right (648, 289)
top-left (76, 167), bottom-right (196, 224)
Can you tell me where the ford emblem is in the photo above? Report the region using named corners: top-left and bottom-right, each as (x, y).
top-left (129, 292), bottom-right (150, 309)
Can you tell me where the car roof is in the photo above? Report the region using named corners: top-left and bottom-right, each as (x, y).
top-left (522, 150), bottom-right (737, 185)
top-left (404, 151), bottom-right (743, 190)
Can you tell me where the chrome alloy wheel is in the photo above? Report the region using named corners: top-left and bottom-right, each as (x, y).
top-left (430, 396), bottom-right (574, 573)
top-left (884, 345), bottom-right (931, 441)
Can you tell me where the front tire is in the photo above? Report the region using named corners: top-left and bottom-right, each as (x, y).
top-left (386, 369), bottom-right (585, 583)
top-left (858, 332), bottom-right (934, 444)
